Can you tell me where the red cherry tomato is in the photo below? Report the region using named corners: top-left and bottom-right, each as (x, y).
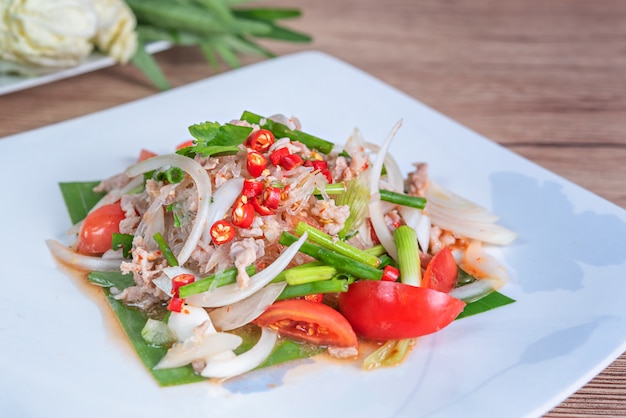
top-left (269, 147), bottom-right (290, 166)
top-left (77, 203), bottom-right (126, 255)
top-left (242, 179), bottom-right (263, 198)
top-left (280, 153), bottom-right (303, 170)
top-left (137, 149), bottom-right (158, 162)
top-left (251, 196), bottom-right (275, 216)
top-left (254, 299), bottom-right (358, 348)
top-left (246, 129), bottom-right (275, 152)
top-left (246, 151), bottom-right (268, 177)
top-left (338, 280), bottom-right (465, 340)
top-left (422, 247), bottom-right (458, 293)
top-left (209, 220), bottom-right (235, 245)
top-left (231, 197), bottom-right (255, 228)
top-left (262, 186), bottom-right (282, 210)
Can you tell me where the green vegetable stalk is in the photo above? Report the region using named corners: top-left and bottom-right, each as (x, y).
top-left (126, 0), bottom-right (313, 90)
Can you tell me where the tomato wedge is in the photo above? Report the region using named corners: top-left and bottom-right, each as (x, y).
top-left (77, 203), bottom-right (126, 255)
top-left (422, 247), bottom-right (458, 293)
top-left (254, 299), bottom-right (358, 348)
top-left (338, 280), bottom-right (465, 340)
top-left (137, 149), bottom-right (157, 162)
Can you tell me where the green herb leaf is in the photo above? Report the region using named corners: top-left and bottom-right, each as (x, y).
top-left (88, 271), bottom-right (135, 289)
top-left (112, 233), bottom-right (134, 258)
top-left (183, 122), bottom-right (252, 157)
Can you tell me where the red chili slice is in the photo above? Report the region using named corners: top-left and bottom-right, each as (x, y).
top-left (280, 153), bottom-right (303, 170)
top-left (209, 220), bottom-right (235, 245)
top-left (246, 151), bottom-right (268, 178)
top-left (381, 265), bottom-right (400, 282)
top-left (168, 297), bottom-right (185, 313)
top-left (262, 186), bottom-right (282, 210)
top-left (242, 179), bottom-right (263, 198)
top-left (231, 196), bottom-right (255, 228)
top-left (246, 129), bottom-right (275, 152)
top-left (269, 147), bottom-right (290, 166)
top-left (251, 196), bottom-right (275, 216)
top-left (171, 274), bottom-right (195, 297)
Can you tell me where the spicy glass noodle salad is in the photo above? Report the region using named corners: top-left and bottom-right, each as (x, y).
top-left (47, 111), bottom-right (516, 385)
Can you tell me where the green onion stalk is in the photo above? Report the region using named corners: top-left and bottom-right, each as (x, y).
top-left (126, 1), bottom-right (313, 90)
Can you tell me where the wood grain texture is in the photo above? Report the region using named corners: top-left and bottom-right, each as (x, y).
top-left (1, 0), bottom-right (625, 416)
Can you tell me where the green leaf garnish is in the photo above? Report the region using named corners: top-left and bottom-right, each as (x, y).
top-left (112, 233), bottom-right (134, 258)
top-left (457, 291), bottom-right (516, 319)
top-left (180, 122), bottom-right (252, 157)
top-left (59, 181), bottom-right (105, 224)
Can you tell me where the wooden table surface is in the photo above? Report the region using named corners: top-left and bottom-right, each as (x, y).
top-left (2, 0), bottom-right (625, 416)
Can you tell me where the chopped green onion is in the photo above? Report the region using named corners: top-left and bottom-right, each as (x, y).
top-left (141, 319), bottom-right (177, 347)
top-left (282, 265), bottom-right (337, 285)
top-left (364, 244), bottom-right (387, 257)
top-left (178, 265), bottom-right (256, 298)
top-left (378, 254), bottom-right (397, 269)
top-left (313, 183), bottom-right (346, 195)
top-left (379, 189), bottom-right (426, 210)
top-left (279, 232), bottom-right (383, 281)
top-left (156, 166), bottom-right (185, 183)
top-left (240, 111), bottom-right (334, 154)
top-left (393, 225), bottom-right (421, 286)
top-left (277, 279), bottom-right (349, 300)
top-left (153, 232), bottom-right (178, 267)
top-left (294, 222), bottom-right (381, 267)
top-left (338, 150), bottom-right (351, 159)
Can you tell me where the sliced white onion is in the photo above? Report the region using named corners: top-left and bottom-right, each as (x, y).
top-left (201, 327), bottom-right (277, 379)
top-left (451, 240), bottom-right (508, 302)
top-left (125, 154), bottom-right (212, 265)
top-left (460, 240), bottom-right (510, 283)
top-left (426, 181), bottom-right (500, 223)
top-left (449, 278), bottom-right (503, 303)
top-left (46, 239), bottom-right (123, 272)
top-left (153, 267), bottom-right (200, 300)
top-left (210, 282), bottom-right (287, 331)
top-left (425, 181), bottom-right (516, 245)
top-left (186, 232), bottom-right (308, 308)
top-left (201, 177), bottom-right (244, 243)
top-left (167, 305), bottom-right (215, 341)
top-left (367, 120), bottom-right (403, 261)
top-left (155, 328), bottom-right (242, 369)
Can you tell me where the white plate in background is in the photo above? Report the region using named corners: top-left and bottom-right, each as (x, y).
top-left (0, 41), bottom-right (170, 96)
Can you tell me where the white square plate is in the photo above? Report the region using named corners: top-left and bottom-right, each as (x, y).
top-left (2, 51), bottom-right (626, 418)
